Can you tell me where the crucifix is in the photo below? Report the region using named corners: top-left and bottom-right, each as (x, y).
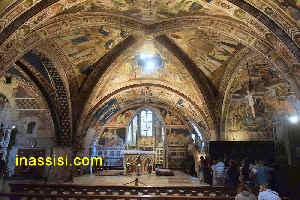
top-left (246, 63), bottom-right (256, 118)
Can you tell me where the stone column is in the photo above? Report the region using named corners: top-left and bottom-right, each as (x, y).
top-left (47, 146), bottom-right (73, 182)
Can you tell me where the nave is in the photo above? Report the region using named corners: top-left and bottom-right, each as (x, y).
top-left (1, 0), bottom-right (300, 199)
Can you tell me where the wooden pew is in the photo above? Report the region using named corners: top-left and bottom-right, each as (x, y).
top-left (0, 192), bottom-right (235, 200)
top-left (8, 183), bottom-right (289, 199)
top-left (10, 183), bottom-right (236, 197)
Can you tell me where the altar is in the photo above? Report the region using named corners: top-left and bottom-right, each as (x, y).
top-left (123, 150), bottom-right (155, 175)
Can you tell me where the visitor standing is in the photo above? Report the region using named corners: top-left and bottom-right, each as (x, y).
top-left (198, 156), bottom-right (205, 183)
top-left (240, 158), bottom-right (250, 183)
top-left (213, 158), bottom-right (225, 186)
top-left (226, 160), bottom-right (240, 188)
top-left (211, 160), bottom-right (217, 185)
top-left (251, 160), bottom-right (273, 186)
top-left (258, 184), bottom-right (281, 200)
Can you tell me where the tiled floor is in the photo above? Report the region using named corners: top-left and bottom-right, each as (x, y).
top-left (72, 170), bottom-right (208, 186)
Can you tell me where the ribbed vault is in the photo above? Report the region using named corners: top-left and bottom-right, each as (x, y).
top-left (0, 0), bottom-right (299, 147)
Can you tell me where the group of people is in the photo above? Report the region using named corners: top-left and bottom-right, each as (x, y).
top-left (197, 157), bottom-right (281, 200)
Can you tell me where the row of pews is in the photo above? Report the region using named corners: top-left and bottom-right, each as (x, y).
top-left (0, 193), bottom-right (234, 200)
top-left (0, 183), bottom-right (288, 200)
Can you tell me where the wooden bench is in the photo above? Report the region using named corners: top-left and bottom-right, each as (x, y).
top-left (0, 192), bottom-right (235, 200)
top-left (10, 183), bottom-right (237, 197)
top-left (8, 183), bottom-right (289, 199)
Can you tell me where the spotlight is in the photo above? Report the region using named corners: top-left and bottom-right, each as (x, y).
top-left (289, 115), bottom-right (298, 124)
top-left (11, 125), bottom-right (16, 129)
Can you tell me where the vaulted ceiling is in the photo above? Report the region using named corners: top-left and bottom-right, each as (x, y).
top-left (0, 0), bottom-right (299, 146)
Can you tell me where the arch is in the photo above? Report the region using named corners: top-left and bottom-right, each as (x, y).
top-left (0, 16), bottom-right (297, 143)
top-left (0, 0), bottom-right (299, 57)
top-left (155, 35), bottom-right (218, 127)
top-left (125, 106), bottom-right (164, 146)
top-left (219, 42), bottom-right (300, 140)
top-left (0, 15), bottom-right (297, 143)
top-left (0, 14), bottom-right (297, 84)
top-left (80, 103), bottom-right (210, 157)
top-left (79, 37), bottom-right (213, 136)
top-left (15, 57), bottom-right (71, 145)
top-left (220, 53), bottom-right (297, 141)
top-left (83, 83), bottom-right (212, 138)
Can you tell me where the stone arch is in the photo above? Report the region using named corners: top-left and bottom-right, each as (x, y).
top-left (0, 0), bottom-right (298, 53)
top-left (82, 84), bottom-right (212, 139)
top-left (220, 52), bottom-right (298, 141)
top-left (0, 14), bottom-right (297, 85)
top-left (15, 51), bottom-right (72, 145)
top-left (81, 102), bottom-right (210, 156)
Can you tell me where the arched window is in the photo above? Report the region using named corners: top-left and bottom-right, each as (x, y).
top-left (126, 109), bottom-right (156, 147)
top-left (127, 115), bottom-right (137, 146)
top-left (27, 122), bottom-right (36, 134)
top-left (141, 110), bottom-right (152, 136)
top-left (190, 121), bottom-right (204, 152)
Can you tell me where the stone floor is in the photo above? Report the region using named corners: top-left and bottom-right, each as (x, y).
top-left (0, 170), bottom-right (208, 193)
top-left (73, 170), bottom-right (208, 186)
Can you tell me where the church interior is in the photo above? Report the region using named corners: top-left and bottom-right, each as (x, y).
top-left (0, 0), bottom-right (300, 199)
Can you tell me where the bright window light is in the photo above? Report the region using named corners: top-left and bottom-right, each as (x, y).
top-left (139, 53), bottom-right (152, 59)
top-left (289, 115), bottom-right (298, 124)
top-left (145, 60), bottom-right (155, 69)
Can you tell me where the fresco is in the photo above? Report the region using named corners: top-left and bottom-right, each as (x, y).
top-left (168, 29), bottom-right (240, 86)
top-left (95, 41), bottom-right (204, 111)
top-left (0, 0), bottom-right (18, 14)
top-left (269, 0), bottom-right (300, 25)
top-left (97, 127), bottom-right (125, 167)
top-left (94, 98), bottom-right (120, 123)
top-left (166, 128), bottom-right (191, 168)
top-left (167, 128), bottom-right (190, 146)
top-left (98, 128), bottom-right (125, 147)
top-left (56, 0), bottom-right (221, 21)
top-left (107, 108), bottom-right (136, 126)
top-left (22, 50), bottom-right (52, 85)
top-left (109, 86), bottom-right (206, 124)
top-left (55, 26), bottom-right (130, 85)
top-left (159, 108), bottom-right (183, 125)
top-left (225, 56), bottom-right (298, 141)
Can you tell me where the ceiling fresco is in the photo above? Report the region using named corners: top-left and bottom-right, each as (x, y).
top-left (94, 41), bottom-right (204, 107)
top-left (251, 0), bottom-right (300, 26)
top-left (56, 0), bottom-right (226, 22)
top-left (0, 0), bottom-right (299, 146)
top-left (0, 0), bottom-right (17, 14)
top-left (54, 26), bottom-right (131, 85)
top-left (168, 29), bottom-right (241, 87)
top-left (0, 0), bottom-right (298, 35)
top-left (225, 55), bottom-right (299, 141)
